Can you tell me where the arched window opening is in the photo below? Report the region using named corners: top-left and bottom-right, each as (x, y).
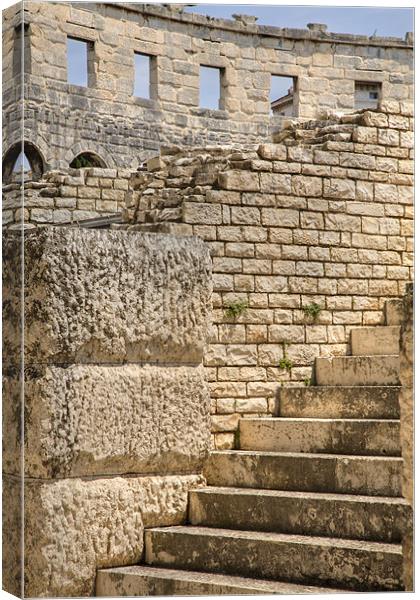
top-left (70, 152), bottom-right (107, 169)
top-left (2, 142), bottom-right (44, 184)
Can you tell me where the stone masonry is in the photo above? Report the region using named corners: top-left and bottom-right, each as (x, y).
top-left (2, 166), bottom-right (131, 228)
top-left (121, 101), bottom-right (413, 449)
top-left (2, 227), bottom-right (213, 596)
top-left (2, 2), bottom-right (413, 171)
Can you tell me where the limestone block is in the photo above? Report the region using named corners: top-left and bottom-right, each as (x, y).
top-left (3, 364), bottom-right (210, 478)
top-left (218, 170), bottom-right (260, 192)
top-left (3, 474), bottom-right (204, 597)
top-left (3, 228), bottom-right (212, 365)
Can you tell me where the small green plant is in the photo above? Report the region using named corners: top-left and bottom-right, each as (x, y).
top-left (303, 302), bottom-right (322, 321)
top-left (304, 377), bottom-right (311, 387)
top-left (279, 341), bottom-right (293, 373)
top-left (224, 300), bottom-right (248, 319)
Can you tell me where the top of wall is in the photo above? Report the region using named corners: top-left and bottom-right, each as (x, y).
top-left (76, 2), bottom-right (413, 48)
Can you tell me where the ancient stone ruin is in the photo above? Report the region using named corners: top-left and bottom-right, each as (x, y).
top-left (2, 1), bottom-right (414, 597)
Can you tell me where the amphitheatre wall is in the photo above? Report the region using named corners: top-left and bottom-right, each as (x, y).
top-left (3, 102), bottom-right (413, 449)
top-left (2, 2), bottom-right (413, 173)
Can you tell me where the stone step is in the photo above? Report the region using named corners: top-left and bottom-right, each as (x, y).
top-left (315, 355), bottom-right (400, 386)
top-left (189, 487), bottom-right (410, 543)
top-left (239, 417), bottom-right (401, 456)
top-left (145, 526), bottom-right (403, 591)
top-left (350, 326), bottom-right (400, 356)
top-left (204, 451), bottom-right (402, 496)
top-left (279, 386), bottom-right (400, 419)
top-left (96, 565), bottom-right (343, 596)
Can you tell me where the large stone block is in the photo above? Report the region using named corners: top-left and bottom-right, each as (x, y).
top-left (3, 364), bottom-right (210, 478)
top-left (3, 228), bottom-right (212, 365)
top-left (3, 473), bottom-right (205, 597)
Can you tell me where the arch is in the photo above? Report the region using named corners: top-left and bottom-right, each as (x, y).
top-left (64, 142), bottom-right (116, 169)
top-left (70, 152), bottom-right (107, 169)
top-left (2, 141), bottom-right (45, 183)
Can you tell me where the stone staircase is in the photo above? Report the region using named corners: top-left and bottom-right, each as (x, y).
top-left (96, 300), bottom-right (411, 596)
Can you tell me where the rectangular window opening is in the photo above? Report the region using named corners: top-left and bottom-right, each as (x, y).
top-left (355, 81), bottom-right (381, 110)
top-left (67, 37), bottom-right (92, 87)
top-left (200, 65), bottom-right (222, 110)
top-left (13, 23), bottom-right (31, 77)
top-left (270, 75), bottom-right (296, 117)
top-left (134, 52), bottom-right (154, 99)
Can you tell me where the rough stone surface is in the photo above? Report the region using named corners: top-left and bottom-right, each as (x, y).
top-left (3, 364), bottom-right (210, 478)
top-left (96, 565), bottom-right (343, 596)
top-left (189, 487), bottom-right (409, 543)
top-left (3, 473), bottom-right (205, 598)
top-left (239, 417), bottom-right (400, 456)
top-left (145, 526), bottom-right (403, 591)
top-left (350, 326), bottom-right (400, 356)
top-left (315, 355), bottom-right (400, 386)
top-left (398, 283), bottom-right (413, 590)
top-left (205, 450), bottom-right (402, 496)
top-left (3, 228), bottom-right (212, 365)
top-left (279, 386), bottom-right (400, 419)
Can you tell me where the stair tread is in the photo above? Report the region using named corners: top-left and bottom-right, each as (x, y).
top-left (97, 565), bottom-right (346, 594)
top-left (192, 486), bottom-right (409, 505)
top-left (241, 417), bottom-right (400, 423)
top-left (147, 525), bottom-right (402, 553)
top-left (212, 449), bottom-right (403, 460)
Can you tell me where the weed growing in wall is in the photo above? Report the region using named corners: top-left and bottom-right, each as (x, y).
top-left (303, 302), bottom-right (322, 321)
top-left (279, 341), bottom-right (293, 373)
top-left (225, 300), bottom-right (248, 319)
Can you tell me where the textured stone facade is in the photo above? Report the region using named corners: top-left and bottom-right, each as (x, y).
top-left (2, 227), bottom-right (212, 597)
top-left (122, 102), bottom-right (413, 449)
top-left (398, 283), bottom-right (413, 591)
top-left (2, 2), bottom-right (413, 171)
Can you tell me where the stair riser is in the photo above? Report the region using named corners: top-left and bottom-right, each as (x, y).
top-left (350, 327), bottom-right (400, 356)
top-left (96, 571), bottom-right (273, 596)
top-left (145, 530), bottom-right (403, 591)
top-left (316, 356), bottom-right (400, 386)
top-left (189, 490), bottom-right (408, 543)
top-left (205, 452), bottom-right (402, 496)
top-left (239, 420), bottom-right (401, 456)
top-left (279, 387), bottom-right (400, 419)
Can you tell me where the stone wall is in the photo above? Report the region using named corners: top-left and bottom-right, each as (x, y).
top-left (2, 166), bottom-right (131, 228)
top-left (2, 227), bottom-right (212, 596)
top-left (398, 282), bottom-right (414, 591)
top-left (122, 102), bottom-right (413, 449)
top-left (2, 2), bottom-right (413, 170)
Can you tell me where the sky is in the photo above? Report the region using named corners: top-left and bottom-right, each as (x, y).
top-left (186, 5), bottom-right (413, 38)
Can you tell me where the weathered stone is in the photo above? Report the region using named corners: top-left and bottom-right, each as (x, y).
top-left (144, 526), bottom-right (403, 591)
top-left (3, 364), bottom-right (210, 478)
top-left (398, 284), bottom-right (413, 590)
top-left (3, 474), bottom-right (204, 597)
top-left (190, 487), bottom-right (409, 543)
top-left (3, 228), bottom-right (212, 365)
